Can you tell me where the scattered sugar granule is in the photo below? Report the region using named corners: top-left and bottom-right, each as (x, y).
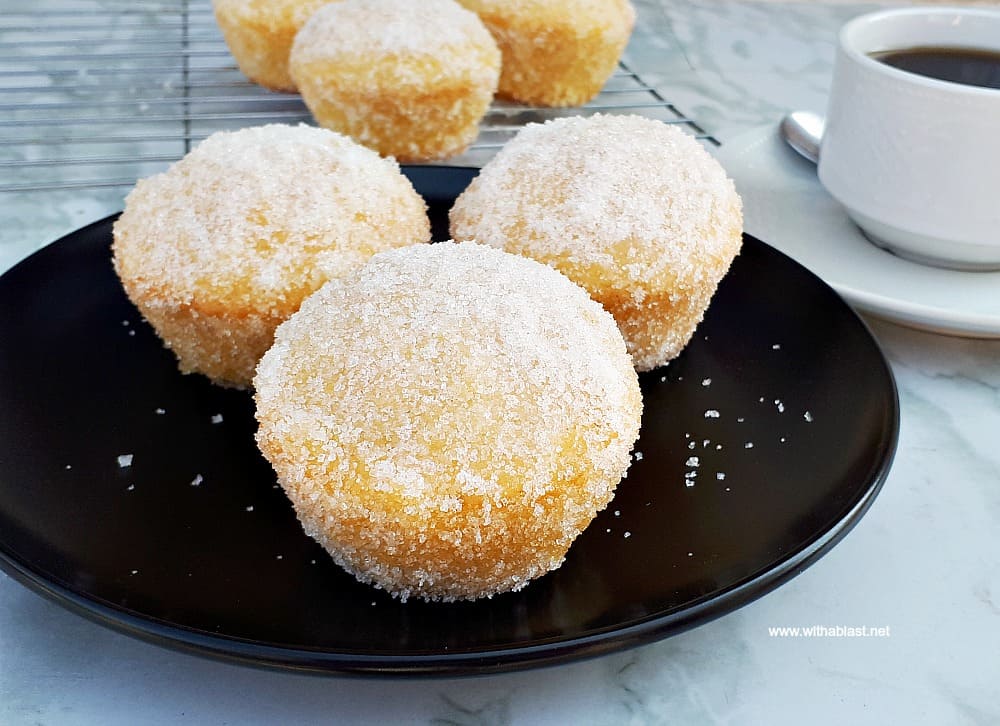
top-left (686, 456), bottom-right (700, 467)
top-left (780, 437), bottom-right (787, 443)
top-left (117, 454), bottom-right (133, 468)
top-left (772, 343), bottom-right (781, 350)
top-left (745, 442), bottom-right (754, 449)
top-left (775, 399), bottom-right (785, 413)
top-left (804, 411), bottom-right (814, 422)
top-left (310, 559), bottom-right (317, 565)
top-left (702, 439), bottom-right (710, 448)
top-left (121, 320), bottom-right (130, 327)
top-left (190, 474), bottom-right (203, 487)
top-left (614, 510), bottom-right (621, 517)
top-left (154, 408), bottom-right (166, 415)
top-left (660, 376), bottom-right (667, 382)
top-left (688, 552), bottom-right (694, 557)
top-left (759, 396), bottom-right (765, 403)
top-left (130, 569), bottom-right (138, 575)
top-left (623, 531), bottom-right (632, 539)
top-left (606, 528), bottom-right (612, 533)
top-left (677, 376), bottom-right (684, 381)
top-left (705, 409), bottom-right (720, 418)
top-left (702, 378), bottom-right (712, 387)
top-left (716, 444), bottom-right (723, 450)
top-left (245, 505), bottom-right (254, 512)
top-left (716, 472), bottom-right (726, 480)
top-left (64, 464), bottom-right (72, 470)
top-left (688, 441), bottom-right (696, 449)
top-left (126, 484), bottom-right (135, 491)
top-left (634, 451), bottom-right (643, 461)
top-left (725, 487), bottom-right (731, 492)
top-left (737, 417), bottom-right (745, 423)
top-left (211, 413), bottom-right (224, 424)
top-left (128, 330), bottom-right (136, 337)
top-left (276, 555), bottom-right (283, 560)
top-left (685, 433), bottom-right (691, 439)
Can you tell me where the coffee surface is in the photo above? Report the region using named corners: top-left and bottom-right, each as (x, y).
top-left (871, 46), bottom-right (1000, 90)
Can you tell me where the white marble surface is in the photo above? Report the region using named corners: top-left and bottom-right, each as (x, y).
top-left (2, 2), bottom-right (999, 724)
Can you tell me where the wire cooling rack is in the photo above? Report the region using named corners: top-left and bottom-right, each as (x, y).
top-left (0, 0), bottom-right (717, 194)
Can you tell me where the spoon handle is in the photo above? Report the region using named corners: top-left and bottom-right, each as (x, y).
top-left (780, 111), bottom-right (825, 164)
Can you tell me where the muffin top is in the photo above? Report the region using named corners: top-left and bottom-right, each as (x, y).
top-left (112, 124), bottom-right (429, 318)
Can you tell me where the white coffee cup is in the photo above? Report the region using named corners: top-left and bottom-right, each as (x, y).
top-left (818, 7), bottom-right (1000, 271)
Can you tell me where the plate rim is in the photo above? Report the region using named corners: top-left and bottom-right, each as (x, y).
top-left (0, 168), bottom-right (900, 675)
top-left (0, 449), bottom-right (894, 675)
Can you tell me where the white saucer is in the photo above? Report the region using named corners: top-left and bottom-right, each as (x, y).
top-left (713, 124), bottom-right (1000, 338)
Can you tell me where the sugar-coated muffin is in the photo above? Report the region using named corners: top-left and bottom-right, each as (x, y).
top-left (289, 0), bottom-right (501, 161)
top-left (212, 0), bottom-right (334, 91)
top-left (254, 242), bottom-right (642, 601)
top-left (456, 0), bottom-right (635, 106)
top-left (450, 114), bottom-right (743, 371)
top-left (112, 124), bottom-right (430, 388)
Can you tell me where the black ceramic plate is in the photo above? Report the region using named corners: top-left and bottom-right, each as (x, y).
top-left (0, 166), bottom-right (898, 676)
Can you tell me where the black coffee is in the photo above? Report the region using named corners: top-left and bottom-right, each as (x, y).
top-left (870, 46), bottom-right (1000, 90)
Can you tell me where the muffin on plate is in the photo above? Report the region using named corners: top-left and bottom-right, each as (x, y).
top-left (113, 124), bottom-right (430, 388)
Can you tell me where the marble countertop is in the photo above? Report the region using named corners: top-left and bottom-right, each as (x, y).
top-left (2, 2), bottom-right (999, 724)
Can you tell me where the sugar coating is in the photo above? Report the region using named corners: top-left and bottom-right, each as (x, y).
top-left (254, 241), bottom-right (642, 602)
top-left (456, 0), bottom-right (636, 106)
top-left (112, 124), bottom-right (430, 388)
top-left (292, 0), bottom-right (493, 65)
top-left (449, 114), bottom-right (743, 372)
top-left (290, 0), bottom-right (500, 161)
top-left (212, 0), bottom-right (333, 91)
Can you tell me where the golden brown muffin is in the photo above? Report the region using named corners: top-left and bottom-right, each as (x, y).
top-left (212, 0), bottom-right (334, 91)
top-left (112, 124), bottom-right (430, 388)
top-left (450, 114), bottom-right (743, 372)
top-left (254, 242), bottom-right (642, 601)
top-left (456, 0), bottom-right (635, 106)
top-left (289, 0), bottom-right (500, 162)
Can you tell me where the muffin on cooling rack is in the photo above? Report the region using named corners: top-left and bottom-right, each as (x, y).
top-left (289, 0), bottom-right (501, 161)
top-left (455, 0), bottom-right (636, 106)
top-left (112, 124), bottom-right (430, 388)
top-left (212, 0), bottom-right (332, 92)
